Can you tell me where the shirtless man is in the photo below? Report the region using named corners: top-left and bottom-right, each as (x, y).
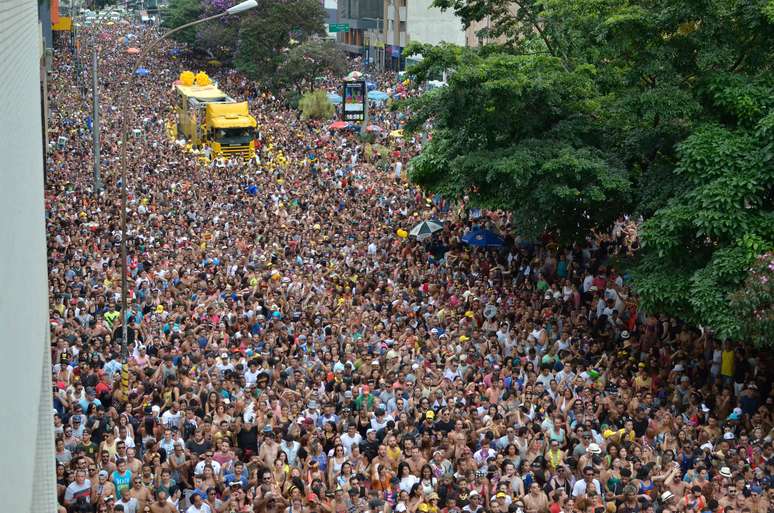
top-left (406, 445), bottom-right (427, 475)
top-left (91, 470), bottom-right (116, 506)
top-left (258, 426), bottom-right (280, 468)
top-left (664, 470), bottom-right (686, 500)
top-left (522, 482), bottom-right (549, 513)
top-left (128, 475), bottom-right (153, 513)
top-left (149, 490), bottom-right (176, 513)
top-left (746, 486), bottom-right (770, 513)
top-left (126, 447), bottom-right (143, 476)
top-left (718, 485), bottom-right (745, 512)
top-left (371, 444), bottom-right (393, 473)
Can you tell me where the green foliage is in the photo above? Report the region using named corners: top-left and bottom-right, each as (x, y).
top-left (162, 0), bottom-right (203, 47)
top-left (277, 40), bottom-right (347, 93)
top-left (194, 23), bottom-right (238, 61)
top-left (405, 51), bottom-right (631, 243)
top-left (729, 252), bottom-right (774, 347)
top-left (403, 0), bottom-right (774, 343)
top-left (234, 0), bottom-right (327, 85)
top-left (635, 82), bottom-right (774, 341)
top-left (299, 90), bottom-right (335, 120)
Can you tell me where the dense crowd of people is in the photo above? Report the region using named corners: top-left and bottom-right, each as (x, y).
top-left (47, 17), bottom-right (773, 513)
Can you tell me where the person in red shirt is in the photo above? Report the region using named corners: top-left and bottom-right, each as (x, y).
top-left (95, 372), bottom-right (112, 396)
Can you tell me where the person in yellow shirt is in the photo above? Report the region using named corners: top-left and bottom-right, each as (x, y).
top-left (720, 341), bottom-right (735, 384)
top-left (603, 420), bottom-right (636, 444)
top-left (633, 363), bottom-right (652, 392)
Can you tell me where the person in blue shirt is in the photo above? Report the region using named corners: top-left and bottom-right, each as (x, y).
top-left (223, 461), bottom-right (249, 489)
top-left (111, 459), bottom-right (132, 494)
top-left (79, 388), bottom-right (102, 413)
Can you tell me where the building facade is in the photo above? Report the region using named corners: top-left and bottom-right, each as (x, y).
top-left (0, 0), bottom-right (56, 511)
top-left (337, 0), bottom-right (465, 70)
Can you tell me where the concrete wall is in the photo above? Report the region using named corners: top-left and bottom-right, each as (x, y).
top-left (0, 0), bottom-right (56, 511)
top-left (406, 0), bottom-right (465, 46)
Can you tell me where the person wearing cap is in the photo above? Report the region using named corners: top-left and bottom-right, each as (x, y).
top-left (462, 491), bottom-right (483, 513)
top-left (92, 468), bottom-right (117, 507)
top-left (418, 410), bottom-right (436, 434)
top-left (359, 429), bottom-right (379, 460)
top-left (258, 425), bottom-right (280, 468)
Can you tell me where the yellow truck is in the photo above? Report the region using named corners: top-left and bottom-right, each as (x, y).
top-left (174, 81), bottom-right (257, 161)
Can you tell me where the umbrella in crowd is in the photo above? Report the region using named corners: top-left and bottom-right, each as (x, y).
top-left (366, 81), bottom-right (377, 91)
top-left (461, 227), bottom-right (505, 247)
top-left (329, 120), bottom-right (350, 130)
top-left (345, 71), bottom-right (363, 81)
top-left (409, 220), bottom-right (443, 241)
top-left (134, 67), bottom-right (150, 77)
top-left (365, 124), bottom-right (382, 133)
top-left (368, 90), bottom-right (389, 101)
top-left (327, 92), bottom-right (342, 105)
top-left (389, 129), bottom-right (404, 139)
top-left (126, 47), bottom-right (140, 54)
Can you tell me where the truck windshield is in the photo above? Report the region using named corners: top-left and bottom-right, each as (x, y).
top-left (214, 128), bottom-right (253, 146)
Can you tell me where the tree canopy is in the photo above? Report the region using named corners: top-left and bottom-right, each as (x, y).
top-left (402, 0), bottom-right (774, 343)
top-left (277, 40), bottom-right (347, 94)
top-left (163, 0), bottom-right (328, 86)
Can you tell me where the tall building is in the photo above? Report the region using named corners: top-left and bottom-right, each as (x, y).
top-left (336, 0), bottom-right (383, 55)
top-left (337, 0), bottom-right (465, 70)
top-left (322, 0), bottom-right (339, 37)
top-left (0, 0), bottom-right (56, 512)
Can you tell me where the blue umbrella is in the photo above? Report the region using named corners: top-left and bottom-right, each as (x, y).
top-left (366, 81), bottom-right (377, 91)
top-left (327, 93), bottom-right (342, 105)
top-left (368, 90), bottom-right (389, 101)
top-left (135, 67), bottom-right (150, 77)
top-left (461, 228), bottom-right (505, 247)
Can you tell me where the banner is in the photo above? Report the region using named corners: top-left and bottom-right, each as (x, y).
top-left (342, 80), bottom-right (365, 122)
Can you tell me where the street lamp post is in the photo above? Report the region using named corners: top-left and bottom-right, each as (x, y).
top-left (72, 6), bottom-right (117, 193)
top-left (117, 0), bottom-right (258, 362)
top-left (89, 7), bottom-right (119, 194)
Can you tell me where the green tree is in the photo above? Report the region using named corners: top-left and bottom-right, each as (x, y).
top-left (234, 0), bottom-right (327, 85)
top-left (405, 49), bottom-right (631, 242)
top-left (277, 40), bottom-right (347, 94)
top-left (402, 0), bottom-right (774, 342)
top-left (161, 0), bottom-right (203, 47)
top-left (299, 90), bottom-right (336, 120)
top-left (633, 80), bottom-right (774, 340)
top-left (729, 253), bottom-right (774, 347)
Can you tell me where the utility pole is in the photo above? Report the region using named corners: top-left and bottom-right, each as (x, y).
top-left (92, 46), bottom-right (102, 192)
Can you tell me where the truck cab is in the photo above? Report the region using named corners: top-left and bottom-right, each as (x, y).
top-left (174, 83), bottom-right (257, 161)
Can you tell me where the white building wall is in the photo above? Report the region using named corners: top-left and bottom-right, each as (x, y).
top-left (0, 0), bottom-right (56, 512)
top-left (406, 0), bottom-right (465, 46)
